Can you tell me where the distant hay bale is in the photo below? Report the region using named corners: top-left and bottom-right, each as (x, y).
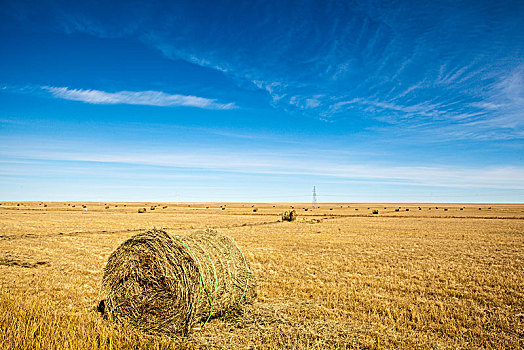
top-left (137, 208), bottom-right (146, 213)
top-left (282, 210), bottom-right (296, 221)
top-left (372, 210), bottom-right (379, 215)
top-left (99, 229), bottom-right (255, 336)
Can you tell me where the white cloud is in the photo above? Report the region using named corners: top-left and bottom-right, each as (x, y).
top-left (305, 98), bottom-right (321, 109)
top-left (42, 86), bottom-right (237, 110)
top-left (2, 145), bottom-right (524, 191)
top-left (469, 102), bottom-right (503, 110)
top-left (251, 80), bottom-right (287, 103)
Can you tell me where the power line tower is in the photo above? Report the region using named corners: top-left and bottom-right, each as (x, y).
top-left (312, 186), bottom-right (317, 209)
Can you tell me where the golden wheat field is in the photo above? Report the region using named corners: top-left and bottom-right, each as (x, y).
top-left (0, 201), bottom-right (522, 349)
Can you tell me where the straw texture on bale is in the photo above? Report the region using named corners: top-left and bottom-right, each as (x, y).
top-left (99, 228), bottom-right (255, 336)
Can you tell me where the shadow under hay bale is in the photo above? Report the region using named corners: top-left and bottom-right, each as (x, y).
top-left (99, 229), bottom-right (256, 336)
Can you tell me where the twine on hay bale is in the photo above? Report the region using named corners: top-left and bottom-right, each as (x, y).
top-left (98, 228), bottom-right (256, 336)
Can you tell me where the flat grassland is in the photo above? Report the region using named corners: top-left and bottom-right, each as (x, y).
top-left (0, 202), bottom-right (522, 349)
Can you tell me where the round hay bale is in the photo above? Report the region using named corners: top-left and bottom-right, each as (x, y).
top-left (282, 210), bottom-right (297, 221)
top-left (99, 228), bottom-right (255, 336)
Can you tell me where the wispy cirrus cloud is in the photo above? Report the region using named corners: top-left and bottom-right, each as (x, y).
top-left (2, 145), bottom-right (524, 191)
top-left (8, 1), bottom-right (524, 140)
top-left (42, 86), bottom-right (237, 110)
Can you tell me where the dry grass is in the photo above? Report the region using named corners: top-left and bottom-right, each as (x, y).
top-left (0, 202), bottom-right (523, 349)
top-left (0, 290), bottom-right (192, 350)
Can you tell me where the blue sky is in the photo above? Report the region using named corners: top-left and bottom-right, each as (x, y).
top-left (1, 0), bottom-right (523, 202)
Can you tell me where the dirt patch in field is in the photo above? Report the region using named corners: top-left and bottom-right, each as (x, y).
top-left (0, 256), bottom-right (48, 268)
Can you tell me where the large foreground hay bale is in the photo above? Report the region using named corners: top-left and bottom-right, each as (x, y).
top-left (99, 229), bottom-right (256, 336)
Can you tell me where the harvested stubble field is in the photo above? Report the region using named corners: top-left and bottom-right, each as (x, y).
top-left (0, 202), bottom-right (523, 349)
